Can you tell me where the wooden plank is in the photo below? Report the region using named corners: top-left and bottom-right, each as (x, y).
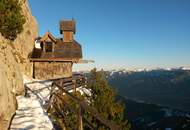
top-left (53, 77), bottom-right (72, 85)
top-left (29, 57), bottom-right (80, 62)
top-left (61, 82), bottom-right (74, 87)
top-left (78, 59), bottom-right (95, 63)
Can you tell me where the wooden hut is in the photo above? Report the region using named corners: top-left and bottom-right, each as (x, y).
top-left (29, 19), bottom-right (82, 79)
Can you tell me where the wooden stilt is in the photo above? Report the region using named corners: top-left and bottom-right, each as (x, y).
top-left (78, 106), bottom-right (83, 130)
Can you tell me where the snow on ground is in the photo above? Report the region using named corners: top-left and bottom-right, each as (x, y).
top-left (10, 75), bottom-right (90, 130)
top-left (10, 76), bottom-right (54, 130)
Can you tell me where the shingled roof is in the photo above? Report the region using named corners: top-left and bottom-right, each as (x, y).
top-left (60, 20), bottom-right (76, 34)
top-left (29, 32), bottom-right (82, 62)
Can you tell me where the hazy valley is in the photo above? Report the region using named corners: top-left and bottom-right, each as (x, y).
top-left (104, 68), bottom-right (190, 129)
top-left (107, 68), bottom-right (190, 111)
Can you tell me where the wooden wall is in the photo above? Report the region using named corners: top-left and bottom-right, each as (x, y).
top-left (63, 31), bottom-right (73, 42)
top-left (33, 61), bottom-right (72, 79)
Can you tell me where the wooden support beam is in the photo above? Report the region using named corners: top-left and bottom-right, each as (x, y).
top-left (78, 106), bottom-right (83, 130)
top-left (72, 80), bottom-right (77, 93)
top-left (83, 117), bottom-right (95, 130)
top-left (53, 82), bottom-right (122, 130)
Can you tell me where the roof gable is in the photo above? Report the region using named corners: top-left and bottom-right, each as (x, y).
top-left (40, 32), bottom-right (57, 43)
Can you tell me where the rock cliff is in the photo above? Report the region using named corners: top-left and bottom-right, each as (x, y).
top-left (0, 0), bottom-right (38, 129)
top-left (14, 0), bottom-right (38, 76)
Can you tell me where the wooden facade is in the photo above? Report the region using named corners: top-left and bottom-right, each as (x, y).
top-left (29, 19), bottom-right (82, 79)
top-left (33, 62), bottom-right (72, 79)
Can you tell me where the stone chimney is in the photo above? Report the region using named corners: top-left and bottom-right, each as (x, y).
top-left (60, 19), bottom-right (75, 42)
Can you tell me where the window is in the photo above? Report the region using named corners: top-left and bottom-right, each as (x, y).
top-left (45, 42), bottom-right (53, 52)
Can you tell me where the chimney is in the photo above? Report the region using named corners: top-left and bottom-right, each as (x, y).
top-left (60, 19), bottom-right (76, 42)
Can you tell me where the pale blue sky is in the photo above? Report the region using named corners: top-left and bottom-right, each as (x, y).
top-left (29, 0), bottom-right (190, 70)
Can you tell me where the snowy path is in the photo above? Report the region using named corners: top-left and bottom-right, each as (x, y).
top-left (10, 76), bottom-right (54, 130)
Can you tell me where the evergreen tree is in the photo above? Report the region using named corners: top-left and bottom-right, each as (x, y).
top-left (85, 68), bottom-right (130, 130)
top-left (48, 68), bottom-right (130, 130)
top-left (0, 0), bottom-right (25, 40)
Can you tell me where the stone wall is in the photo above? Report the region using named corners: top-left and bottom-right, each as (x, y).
top-left (33, 62), bottom-right (72, 79)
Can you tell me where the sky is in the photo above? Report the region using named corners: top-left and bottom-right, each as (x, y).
top-left (29, 0), bottom-right (190, 71)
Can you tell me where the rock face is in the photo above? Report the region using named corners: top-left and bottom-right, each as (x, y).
top-left (0, 37), bottom-right (23, 130)
top-left (0, 0), bottom-right (38, 129)
top-left (14, 0), bottom-right (38, 76)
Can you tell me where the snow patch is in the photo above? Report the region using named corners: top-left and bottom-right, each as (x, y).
top-left (10, 76), bottom-right (53, 130)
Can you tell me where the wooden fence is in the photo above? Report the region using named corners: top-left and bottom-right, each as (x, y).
top-left (47, 74), bottom-right (122, 130)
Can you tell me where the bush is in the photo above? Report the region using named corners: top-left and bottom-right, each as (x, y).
top-left (0, 0), bottom-right (25, 40)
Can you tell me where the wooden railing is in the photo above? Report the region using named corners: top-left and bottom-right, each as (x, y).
top-left (48, 75), bottom-right (122, 130)
top-left (52, 74), bottom-right (86, 92)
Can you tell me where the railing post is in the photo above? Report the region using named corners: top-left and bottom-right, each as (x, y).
top-left (78, 105), bottom-right (83, 130)
top-left (73, 79), bottom-right (76, 93)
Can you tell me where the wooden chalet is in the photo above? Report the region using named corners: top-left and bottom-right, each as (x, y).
top-left (29, 19), bottom-right (82, 79)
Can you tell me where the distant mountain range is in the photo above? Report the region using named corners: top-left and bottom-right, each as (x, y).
top-left (80, 68), bottom-right (190, 129)
top-left (106, 68), bottom-right (190, 111)
top-left (107, 68), bottom-right (190, 130)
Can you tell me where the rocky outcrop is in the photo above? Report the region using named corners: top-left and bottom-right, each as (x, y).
top-left (0, 0), bottom-right (38, 129)
top-left (0, 36), bottom-right (24, 130)
top-left (14, 0), bottom-right (38, 76)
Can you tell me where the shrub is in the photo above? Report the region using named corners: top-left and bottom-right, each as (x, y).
top-left (0, 0), bottom-right (25, 40)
